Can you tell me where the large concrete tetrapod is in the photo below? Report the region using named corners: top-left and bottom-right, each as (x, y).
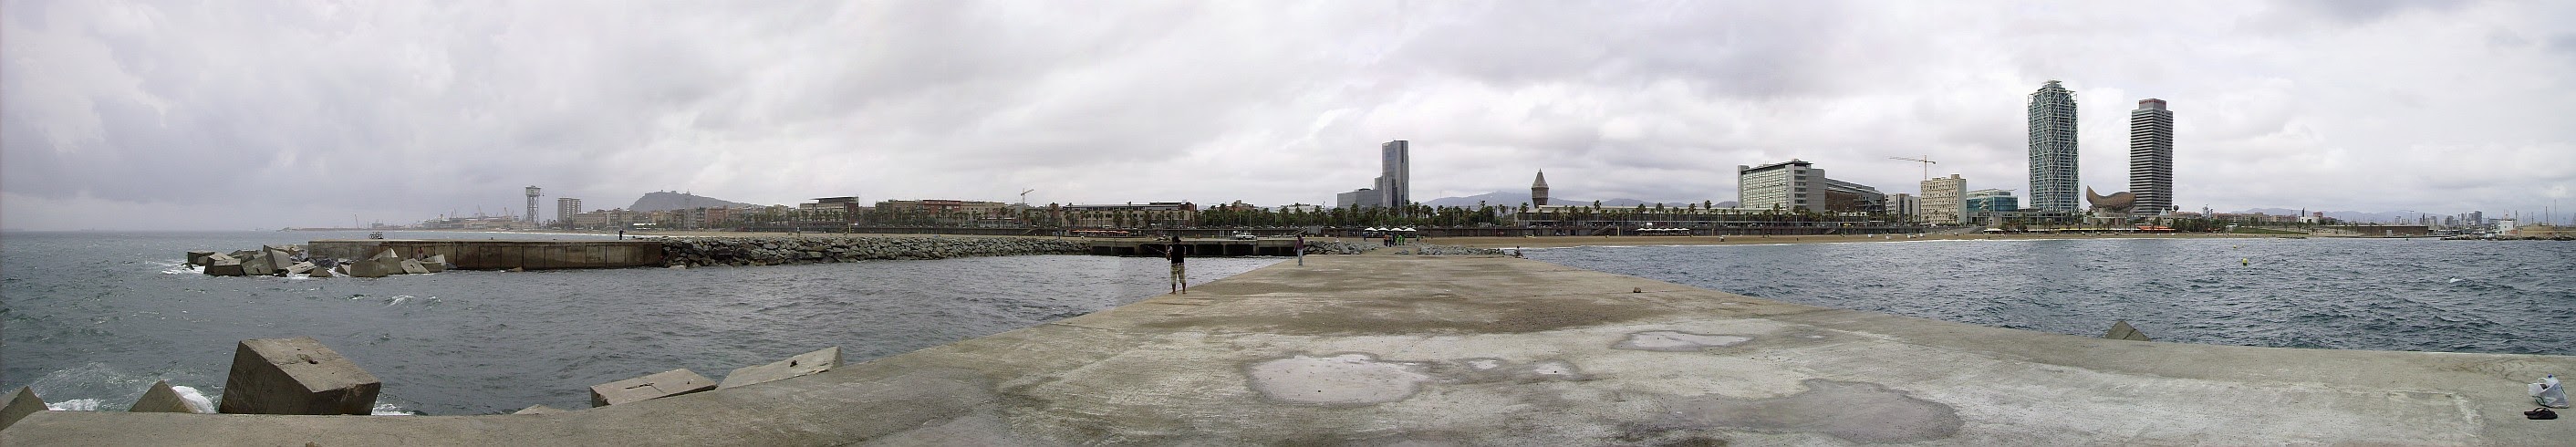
top-left (589, 369), bottom-right (715, 407)
top-left (217, 338), bottom-right (381, 415)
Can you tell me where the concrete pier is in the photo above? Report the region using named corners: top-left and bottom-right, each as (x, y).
top-left (308, 239), bottom-right (665, 270)
top-left (6, 255), bottom-right (2572, 444)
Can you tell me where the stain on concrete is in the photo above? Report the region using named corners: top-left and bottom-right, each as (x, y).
top-left (1425, 358), bottom-right (1594, 384)
top-left (1246, 353), bottom-right (1434, 406)
top-left (1658, 379), bottom-right (1959, 443)
top-left (1614, 330), bottom-right (1753, 351)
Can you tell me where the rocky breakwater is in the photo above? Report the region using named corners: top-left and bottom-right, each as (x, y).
top-left (660, 236), bottom-right (1086, 267)
top-left (183, 245), bottom-right (448, 278)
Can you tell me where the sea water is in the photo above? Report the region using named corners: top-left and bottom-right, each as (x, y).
top-left (1, 231), bottom-right (1280, 415)
top-left (1527, 237), bottom-right (2576, 356)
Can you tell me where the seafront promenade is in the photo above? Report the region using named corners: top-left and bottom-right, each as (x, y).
top-left (7, 255), bottom-right (2570, 444)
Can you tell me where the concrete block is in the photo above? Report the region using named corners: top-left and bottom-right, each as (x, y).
top-left (2103, 320), bottom-right (2151, 341)
top-left (588, 369), bottom-right (715, 407)
top-left (373, 249), bottom-right (401, 260)
top-left (512, 404), bottom-right (564, 414)
top-left (721, 347), bottom-right (842, 389)
top-left (203, 254), bottom-right (247, 276)
top-left (2, 386), bottom-right (45, 431)
top-left (264, 246), bottom-right (297, 272)
top-left (285, 262), bottom-right (317, 275)
top-left (241, 252), bottom-right (277, 275)
top-left (422, 255), bottom-right (449, 273)
top-left (130, 379), bottom-right (205, 413)
top-left (217, 337), bottom-right (381, 415)
top-left (185, 251), bottom-right (217, 266)
top-left (399, 258), bottom-right (431, 275)
top-left (348, 258), bottom-right (399, 278)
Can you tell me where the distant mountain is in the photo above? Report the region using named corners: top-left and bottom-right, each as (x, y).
top-left (1421, 191), bottom-right (1728, 209)
top-left (628, 192), bottom-right (759, 212)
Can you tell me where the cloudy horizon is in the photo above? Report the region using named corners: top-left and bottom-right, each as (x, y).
top-left (5, 0), bottom-right (2573, 231)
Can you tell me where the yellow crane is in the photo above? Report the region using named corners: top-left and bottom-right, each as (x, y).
top-left (1889, 156), bottom-right (1937, 180)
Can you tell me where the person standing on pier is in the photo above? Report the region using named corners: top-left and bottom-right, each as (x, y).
top-left (1166, 235), bottom-right (1189, 295)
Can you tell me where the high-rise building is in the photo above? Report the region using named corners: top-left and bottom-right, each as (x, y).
top-left (1530, 170), bottom-right (1550, 206)
top-left (2028, 80), bottom-right (2079, 212)
top-left (1920, 174), bottom-right (1966, 224)
top-left (2129, 99), bottom-right (2175, 216)
top-left (555, 197), bottom-right (583, 229)
top-left (1888, 193), bottom-right (1920, 222)
top-left (1375, 140), bottom-right (1410, 208)
top-left (1738, 160), bottom-right (1821, 213)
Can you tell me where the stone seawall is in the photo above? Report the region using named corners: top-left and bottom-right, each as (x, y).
top-left (660, 236), bottom-right (1085, 266)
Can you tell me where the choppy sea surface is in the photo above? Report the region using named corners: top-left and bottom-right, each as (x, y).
top-left (1, 231), bottom-right (1280, 415)
top-left (1528, 237), bottom-right (2576, 356)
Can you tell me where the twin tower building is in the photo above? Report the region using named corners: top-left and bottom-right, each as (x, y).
top-left (2028, 80), bottom-right (2176, 217)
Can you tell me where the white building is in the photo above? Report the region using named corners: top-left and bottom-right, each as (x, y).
top-left (1920, 174), bottom-right (1967, 224)
top-left (1738, 160), bottom-right (1821, 213)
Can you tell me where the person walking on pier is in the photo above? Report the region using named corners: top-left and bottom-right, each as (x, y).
top-left (1166, 236), bottom-right (1189, 295)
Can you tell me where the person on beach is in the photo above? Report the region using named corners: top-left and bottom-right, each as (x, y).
top-left (1295, 234), bottom-right (1306, 266)
top-left (1166, 236), bottom-right (1188, 295)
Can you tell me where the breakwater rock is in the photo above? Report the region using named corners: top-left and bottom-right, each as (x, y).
top-left (660, 236), bottom-right (1085, 266)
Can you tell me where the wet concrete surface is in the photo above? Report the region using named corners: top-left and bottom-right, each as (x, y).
top-left (7, 255), bottom-right (2575, 445)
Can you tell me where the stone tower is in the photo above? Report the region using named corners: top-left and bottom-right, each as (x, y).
top-left (1531, 171), bottom-right (1550, 206)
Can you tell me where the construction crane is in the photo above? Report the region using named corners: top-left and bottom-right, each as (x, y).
top-left (1018, 189), bottom-right (1036, 206)
top-left (1889, 156), bottom-right (1937, 180)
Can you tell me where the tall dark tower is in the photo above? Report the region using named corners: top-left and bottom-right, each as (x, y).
top-left (1531, 171), bottom-right (1551, 206)
top-left (2028, 80), bottom-right (2079, 212)
top-left (2129, 99), bottom-right (2175, 216)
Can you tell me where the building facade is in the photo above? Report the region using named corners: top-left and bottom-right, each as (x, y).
top-left (1820, 178), bottom-right (1887, 213)
top-left (1335, 188), bottom-right (1381, 209)
top-left (1965, 189), bottom-right (2019, 215)
top-left (2129, 99), bottom-right (2176, 216)
top-left (1064, 203), bottom-right (1199, 228)
top-left (1919, 174), bottom-right (1966, 224)
top-left (555, 198), bottom-right (582, 229)
top-left (1738, 160), bottom-right (1821, 213)
top-left (1376, 140), bottom-right (1410, 208)
top-left (1888, 193), bottom-right (1919, 222)
top-left (2029, 80), bottom-right (2080, 212)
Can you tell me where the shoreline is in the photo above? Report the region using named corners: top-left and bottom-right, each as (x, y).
top-left (387, 228), bottom-right (2301, 250)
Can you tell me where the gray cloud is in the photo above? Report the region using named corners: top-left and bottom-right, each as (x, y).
top-left (5, 0), bottom-right (2573, 230)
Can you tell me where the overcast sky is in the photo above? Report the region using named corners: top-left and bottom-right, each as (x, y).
top-left (5, 0), bottom-right (2573, 230)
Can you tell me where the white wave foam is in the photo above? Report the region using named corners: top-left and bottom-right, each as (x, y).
top-left (371, 402), bottom-right (418, 415)
top-left (171, 385), bottom-right (215, 413)
top-left (47, 398), bottom-right (102, 411)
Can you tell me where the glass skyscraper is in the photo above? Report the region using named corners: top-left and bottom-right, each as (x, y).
top-left (2027, 80), bottom-right (2079, 212)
